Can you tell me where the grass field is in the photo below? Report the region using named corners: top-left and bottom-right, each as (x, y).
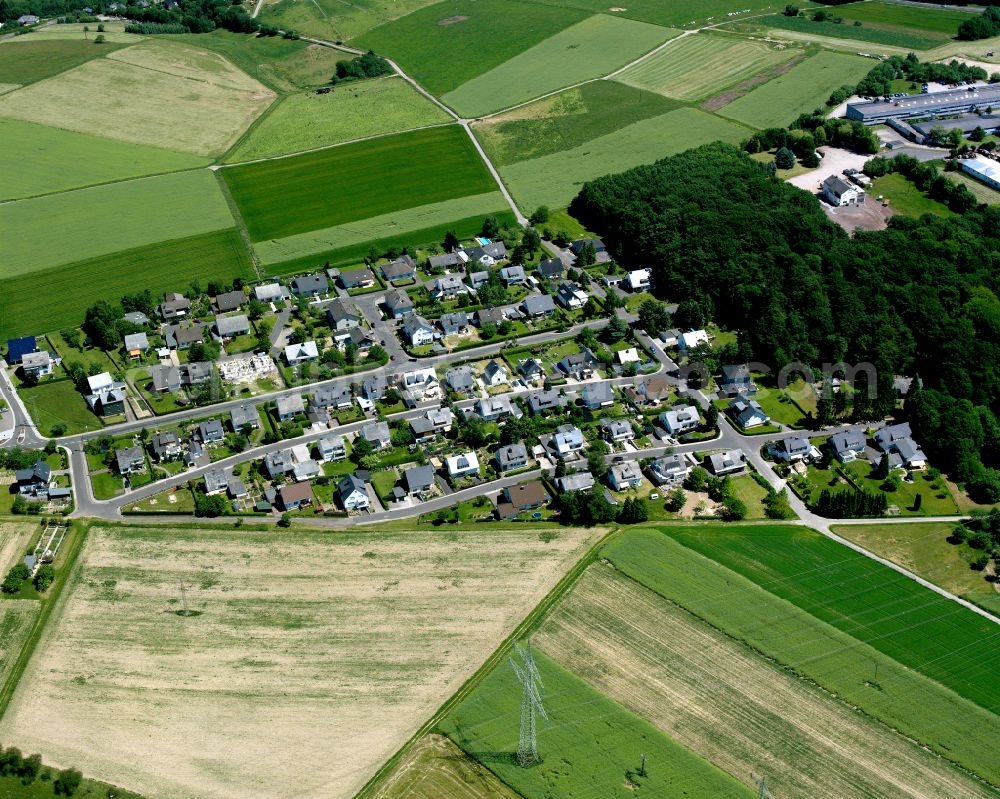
top-left (226, 77), bottom-right (450, 162)
top-left (717, 50), bottom-right (873, 128)
top-left (833, 0), bottom-right (971, 34)
top-left (537, 552), bottom-right (1000, 798)
top-left (473, 81), bottom-right (680, 166)
top-left (0, 118), bottom-right (208, 201)
top-left (223, 125), bottom-right (497, 241)
top-left (524, 0), bottom-right (777, 28)
top-left (873, 172), bottom-right (954, 218)
top-left (0, 42), bottom-right (274, 156)
top-left (754, 14), bottom-right (946, 50)
top-left (354, 0), bottom-right (589, 95)
top-left (614, 32), bottom-right (798, 101)
top-left (664, 524), bottom-right (1000, 714)
top-left (440, 646), bottom-right (755, 799)
top-left (0, 524), bottom-right (600, 799)
top-left (440, 15), bottom-right (679, 117)
top-left (0, 229), bottom-right (253, 339)
top-left (0, 169), bottom-right (235, 276)
top-left (256, 191), bottom-right (508, 265)
top-left (0, 39), bottom-right (127, 86)
top-left (18, 380), bottom-right (103, 436)
top-left (950, 167), bottom-right (1000, 205)
top-left (11, 21), bottom-right (144, 43)
top-left (259, 0), bottom-right (441, 43)
top-left (499, 106), bottom-right (749, 210)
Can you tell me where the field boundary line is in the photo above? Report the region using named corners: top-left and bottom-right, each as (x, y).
top-left (352, 525), bottom-right (620, 799)
top-left (212, 171), bottom-right (263, 281)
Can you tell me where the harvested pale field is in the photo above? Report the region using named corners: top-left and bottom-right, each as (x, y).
top-left (0, 45), bottom-right (274, 156)
top-left (0, 525), bottom-right (601, 799)
top-left (536, 563), bottom-right (999, 799)
top-left (0, 521), bottom-right (36, 573)
top-left (16, 21), bottom-right (144, 42)
top-left (369, 734), bottom-right (522, 799)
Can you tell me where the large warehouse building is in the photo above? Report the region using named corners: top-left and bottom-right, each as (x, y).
top-left (961, 157), bottom-right (1000, 190)
top-left (846, 84), bottom-right (1000, 124)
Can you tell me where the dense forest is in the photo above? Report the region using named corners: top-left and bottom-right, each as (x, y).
top-left (570, 143), bottom-right (1000, 501)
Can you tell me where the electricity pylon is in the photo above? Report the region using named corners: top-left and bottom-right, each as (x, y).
top-left (752, 772), bottom-right (775, 799)
top-left (510, 641), bottom-right (548, 766)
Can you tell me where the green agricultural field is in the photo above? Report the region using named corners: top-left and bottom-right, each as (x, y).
top-left (524, 0), bottom-right (777, 28)
top-left (262, 210), bottom-right (516, 275)
top-left (227, 77), bottom-right (451, 162)
top-left (718, 50), bottom-right (873, 129)
top-left (170, 31), bottom-right (346, 92)
top-left (440, 15), bottom-right (679, 117)
top-left (0, 169), bottom-right (235, 276)
top-left (259, 0), bottom-right (440, 43)
top-left (222, 125), bottom-right (497, 241)
top-left (752, 14), bottom-right (944, 50)
top-left (18, 20), bottom-right (144, 42)
top-left (18, 380), bottom-right (103, 436)
top-left (257, 191), bottom-right (509, 265)
top-left (0, 118), bottom-right (208, 201)
top-left (0, 41), bottom-right (275, 157)
top-left (615, 32), bottom-right (798, 101)
top-left (440, 647), bottom-right (755, 799)
top-left (499, 106), bottom-right (749, 210)
top-left (601, 528), bottom-right (1000, 787)
top-left (663, 524), bottom-right (1000, 714)
top-left (0, 39), bottom-right (127, 86)
top-left (833, 0), bottom-right (971, 34)
top-left (473, 81), bottom-right (680, 166)
top-left (1, 229), bottom-right (252, 339)
top-left (354, 0), bottom-right (588, 95)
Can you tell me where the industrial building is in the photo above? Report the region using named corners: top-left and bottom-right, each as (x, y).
top-left (960, 157), bottom-right (1000, 191)
top-left (846, 84), bottom-right (1000, 125)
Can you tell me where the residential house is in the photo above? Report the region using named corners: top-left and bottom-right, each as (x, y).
top-left (678, 329), bottom-right (710, 352)
top-left (198, 419), bottom-right (225, 444)
top-left (427, 252), bottom-right (466, 270)
top-left (149, 364), bottom-right (181, 393)
top-left (21, 351), bottom-right (52, 378)
top-left (15, 462), bottom-right (50, 497)
top-left (496, 443), bottom-right (529, 473)
top-left (439, 311), bottom-right (470, 337)
top-left (648, 454), bottom-right (689, 486)
top-left (292, 457), bottom-right (320, 482)
top-left (660, 405), bottom-right (700, 435)
top-left (230, 403), bottom-right (260, 431)
top-left (445, 365), bottom-right (475, 395)
top-left (581, 382), bottom-right (614, 410)
top-left (537, 258), bottom-right (564, 281)
top-left (215, 290), bottom-right (245, 313)
top-left (17, 14), bottom-right (40, 25)
top-left (727, 395), bottom-right (769, 429)
top-left (894, 437), bottom-right (927, 469)
top-left (254, 283), bottom-right (285, 302)
top-left (518, 358), bottom-right (546, 384)
top-left (875, 423), bottom-right (926, 468)
top-left (464, 241), bottom-right (507, 265)
top-left (829, 430), bottom-right (866, 463)
top-left (284, 341), bottom-right (319, 365)
top-left (184, 441), bottom-right (206, 468)
top-left (625, 375), bottom-right (671, 407)
top-left (403, 464), bottom-right (436, 496)
top-left (151, 431), bottom-right (182, 461)
top-left (552, 425), bottom-right (585, 458)
top-left (704, 449), bottom-right (746, 476)
top-left (522, 293), bottom-right (556, 319)
top-left (609, 461), bottom-right (643, 490)
top-left (158, 292), bottom-right (191, 320)
top-left (361, 373), bottom-right (388, 401)
top-left (215, 315), bottom-right (251, 339)
top-left (874, 422), bottom-right (912, 451)
top-left (276, 394), bottom-right (305, 421)
top-left (318, 434), bottom-right (347, 462)
top-left (467, 271), bottom-right (490, 290)
top-left (312, 385), bottom-right (352, 411)
top-left (823, 175), bottom-right (864, 207)
top-left (475, 395), bottom-right (520, 421)
top-left (430, 275), bottom-right (467, 300)
top-left (483, 359), bottom-right (508, 387)
top-left (559, 348), bottom-right (598, 379)
top-left (115, 446), bottom-right (145, 476)
top-left (362, 421), bottom-right (392, 450)
top-left (6, 336), bottom-right (37, 365)
top-left (569, 238), bottom-right (607, 261)
top-left (327, 299), bottom-right (361, 331)
top-left (337, 474), bottom-right (369, 510)
top-left (496, 480), bottom-right (550, 518)
top-left (123, 333), bottom-right (149, 357)
top-left (601, 418), bottom-right (634, 445)
top-left (228, 478), bottom-right (248, 500)
top-left (555, 472), bottom-right (594, 493)
top-left (527, 389), bottom-right (565, 416)
top-left (204, 467), bottom-right (228, 495)
top-left (280, 481), bottom-right (314, 511)
top-left (384, 289), bottom-right (414, 319)
top-left (402, 315), bottom-right (436, 346)
top-left (124, 310), bottom-right (150, 327)
top-left (164, 323), bottom-right (206, 350)
top-left (658, 328), bottom-right (681, 348)
top-left (555, 282), bottom-right (588, 310)
top-left (500, 266), bottom-right (525, 286)
top-left (380, 255), bottom-right (416, 282)
top-left (291, 273), bottom-right (328, 297)
top-left (625, 269), bottom-right (651, 292)
top-left (179, 361), bottom-right (212, 387)
top-left (719, 364), bottom-right (753, 397)
top-left (398, 367), bottom-right (439, 405)
top-left (617, 347), bottom-right (640, 366)
top-left (345, 326), bottom-right (375, 357)
top-left (264, 449), bottom-right (293, 479)
top-left (85, 373), bottom-right (127, 417)
top-left (339, 266), bottom-right (376, 290)
top-left (476, 306), bottom-right (507, 327)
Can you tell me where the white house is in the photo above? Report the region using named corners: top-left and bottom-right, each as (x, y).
top-left (552, 425), bottom-right (585, 458)
top-left (660, 405), bottom-right (699, 435)
top-left (446, 451), bottom-right (480, 479)
top-left (483, 360), bottom-right (508, 387)
top-left (284, 341), bottom-right (319, 365)
top-left (678, 329), bottom-right (710, 352)
top-left (402, 315), bottom-right (436, 347)
top-left (626, 269), bottom-right (651, 292)
top-left (338, 474), bottom-right (370, 510)
top-left (822, 175), bottom-right (864, 207)
top-left (608, 461), bottom-right (643, 491)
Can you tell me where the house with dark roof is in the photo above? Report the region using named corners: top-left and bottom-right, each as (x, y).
top-left (291, 273), bottom-right (328, 297)
top-left (581, 382), bottom-right (614, 409)
top-left (149, 364), bottom-right (181, 393)
top-left (522, 293), bottom-right (556, 319)
top-left (204, 467), bottom-right (229, 495)
top-left (281, 481), bottom-right (314, 511)
top-left (555, 282), bottom-right (588, 310)
top-left (339, 266), bottom-right (376, 290)
top-left (115, 446), bottom-right (146, 476)
top-left (199, 419), bottom-right (225, 444)
top-left (5, 336), bottom-right (37, 365)
top-left (719, 364), bottom-right (753, 397)
top-left (569, 238), bottom-right (607, 260)
top-left (337, 474), bottom-right (369, 510)
top-left (362, 421), bottom-right (391, 450)
top-left (704, 449), bottom-right (746, 476)
top-left (500, 266), bottom-right (525, 286)
top-left (264, 449), bottom-right (293, 479)
top-left (475, 395), bottom-right (519, 421)
top-left (164, 323), bottom-right (206, 350)
top-left (483, 359), bottom-right (508, 386)
top-left (527, 389), bottom-right (565, 416)
top-left (648, 454), bottom-right (689, 486)
top-left (726, 395), bottom-right (769, 429)
top-left (769, 435), bottom-right (812, 462)
top-left (559, 348), bottom-right (598, 379)
top-left (496, 443), bottom-right (529, 473)
top-left (384, 289), bottom-right (414, 319)
top-left (609, 461), bottom-right (643, 491)
top-left (555, 472), bottom-right (594, 492)
top-left (402, 315), bottom-right (436, 346)
top-left (439, 311), bottom-right (470, 337)
top-left (601, 418), bottom-right (634, 444)
top-left (518, 358), bottom-right (546, 383)
top-left (829, 429), bottom-right (866, 463)
top-left (215, 314), bottom-right (250, 339)
top-left (179, 361), bottom-right (212, 387)
top-left (624, 375), bottom-right (671, 407)
top-left (380, 256), bottom-right (416, 282)
top-left (151, 431), bottom-right (182, 461)
top-left (403, 464), bottom-right (436, 495)
top-left (158, 292), bottom-right (191, 320)
top-left (276, 394), bottom-right (305, 421)
top-left (215, 290), bottom-right (245, 313)
top-left (430, 275), bottom-right (467, 300)
top-left (536, 258), bottom-right (563, 281)
top-left (230, 403), bottom-right (260, 431)
top-left (362, 374), bottom-right (387, 400)
top-left (464, 241), bottom-right (506, 265)
top-left (445, 365), bottom-right (475, 395)
top-left (427, 252), bottom-right (466, 270)
top-left (496, 480), bottom-right (549, 518)
top-left (15, 462), bottom-right (51, 496)
top-left (326, 299), bottom-right (360, 331)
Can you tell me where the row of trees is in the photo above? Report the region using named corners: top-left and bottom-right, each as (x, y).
top-left (814, 487), bottom-right (889, 517)
top-left (958, 6), bottom-right (1000, 40)
top-left (852, 54), bottom-right (987, 99)
top-left (557, 488), bottom-right (649, 525)
top-left (122, 0), bottom-right (260, 35)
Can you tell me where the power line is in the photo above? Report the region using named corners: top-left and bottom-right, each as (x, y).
top-left (510, 640), bottom-right (549, 767)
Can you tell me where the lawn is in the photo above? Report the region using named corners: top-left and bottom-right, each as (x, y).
top-left (0, 40), bottom-right (274, 157)
top-left (256, 191), bottom-right (509, 266)
top-left (754, 13), bottom-right (945, 50)
top-left (831, 0), bottom-right (971, 35)
top-left (90, 471), bottom-right (124, 500)
top-left (662, 524), bottom-right (999, 714)
top-left (440, 15), bottom-right (679, 117)
top-left (223, 125), bottom-right (498, 242)
top-left (473, 81), bottom-right (681, 167)
top-left (524, 0), bottom-right (777, 28)
top-left (578, 530), bottom-right (1000, 792)
top-left (0, 117), bottom-right (207, 201)
top-left (17, 380), bottom-right (103, 436)
top-left (0, 38), bottom-right (128, 86)
top-left (752, 385), bottom-right (807, 428)
top-left (872, 172), bottom-right (954, 218)
top-left (0, 169), bottom-right (235, 276)
top-left (354, 0), bottom-right (589, 95)
top-left (371, 468), bottom-right (399, 503)
top-left (1, 228), bottom-right (253, 340)
top-left (0, 524), bottom-right (600, 799)
top-left (226, 77), bottom-right (451, 162)
top-left (728, 474), bottom-right (768, 518)
top-left (124, 485), bottom-right (197, 514)
top-left (837, 458), bottom-right (959, 515)
top-left (615, 32), bottom-right (798, 102)
top-left (950, 167), bottom-right (1000, 205)
top-left (500, 106), bottom-right (749, 210)
top-left (717, 51), bottom-right (873, 129)
top-left (10, 20), bottom-right (143, 43)
top-left (439, 647), bottom-right (754, 799)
